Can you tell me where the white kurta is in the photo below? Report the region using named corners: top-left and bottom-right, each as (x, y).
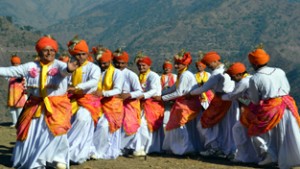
top-left (0, 60), bottom-right (71, 169)
top-left (120, 68), bottom-right (143, 151)
top-left (135, 70), bottom-right (163, 154)
top-left (160, 73), bottom-right (177, 128)
top-left (67, 62), bottom-right (101, 164)
top-left (248, 66), bottom-right (300, 169)
top-left (194, 71), bottom-right (211, 109)
top-left (93, 68), bottom-right (124, 159)
top-left (162, 70), bottom-right (202, 155)
top-left (222, 76), bottom-right (260, 163)
top-left (190, 64), bottom-right (238, 156)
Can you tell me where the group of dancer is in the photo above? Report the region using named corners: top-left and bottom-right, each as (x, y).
top-left (1, 35), bottom-right (300, 169)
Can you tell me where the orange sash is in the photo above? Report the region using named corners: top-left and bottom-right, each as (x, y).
top-left (69, 94), bottom-right (101, 127)
top-left (7, 77), bottom-right (26, 108)
top-left (166, 96), bottom-right (201, 131)
top-left (161, 73), bottom-right (175, 89)
top-left (245, 95), bottom-right (300, 136)
top-left (123, 99), bottom-right (141, 135)
top-left (141, 98), bottom-right (164, 132)
top-left (201, 95), bottom-right (232, 128)
top-left (16, 94), bottom-right (72, 141)
top-left (101, 96), bottom-right (124, 133)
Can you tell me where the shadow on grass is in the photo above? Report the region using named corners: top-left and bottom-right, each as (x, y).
top-left (0, 143), bottom-right (14, 168)
top-left (147, 152), bottom-right (279, 169)
top-left (0, 122), bottom-right (13, 127)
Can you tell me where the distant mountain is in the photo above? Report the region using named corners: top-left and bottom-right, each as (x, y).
top-left (0, 0), bottom-right (300, 108)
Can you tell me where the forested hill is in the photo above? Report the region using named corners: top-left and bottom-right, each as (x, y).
top-left (0, 1), bottom-right (299, 120)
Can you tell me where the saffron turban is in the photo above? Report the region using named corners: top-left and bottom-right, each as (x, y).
top-left (226, 62), bottom-right (246, 76)
top-left (201, 51), bottom-right (221, 65)
top-left (92, 46), bottom-right (112, 62)
top-left (248, 48), bottom-right (270, 65)
top-left (113, 49), bottom-right (129, 62)
top-left (174, 51), bottom-right (192, 65)
top-left (11, 55), bottom-right (21, 64)
top-left (35, 36), bottom-right (58, 53)
top-left (195, 61), bottom-right (206, 69)
top-left (163, 60), bottom-right (173, 69)
top-left (67, 39), bottom-right (89, 56)
top-left (136, 56), bottom-right (152, 66)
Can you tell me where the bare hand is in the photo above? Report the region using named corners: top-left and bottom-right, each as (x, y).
top-left (137, 95), bottom-right (144, 100)
top-left (67, 60), bottom-right (79, 73)
top-left (152, 96), bottom-right (162, 101)
top-left (120, 93), bottom-right (131, 100)
top-left (92, 90), bottom-right (103, 97)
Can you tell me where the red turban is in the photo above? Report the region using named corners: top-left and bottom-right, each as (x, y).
top-left (163, 61), bottom-right (173, 69)
top-left (195, 61), bottom-right (206, 69)
top-left (201, 51), bottom-right (221, 65)
top-left (92, 47), bottom-right (112, 62)
top-left (226, 62), bottom-right (246, 76)
top-left (11, 55), bottom-right (21, 64)
top-left (248, 49), bottom-right (270, 65)
top-left (174, 52), bottom-right (192, 65)
top-left (113, 50), bottom-right (129, 62)
top-left (87, 54), bottom-right (94, 62)
top-left (67, 39), bottom-right (89, 56)
top-left (35, 36), bottom-right (58, 53)
top-left (136, 56), bottom-right (152, 66)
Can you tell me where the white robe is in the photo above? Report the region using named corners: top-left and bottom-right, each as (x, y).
top-left (0, 60), bottom-right (71, 169)
top-left (93, 68), bottom-right (124, 159)
top-left (248, 66), bottom-right (300, 169)
top-left (67, 62), bottom-right (101, 164)
top-left (162, 70), bottom-right (202, 155)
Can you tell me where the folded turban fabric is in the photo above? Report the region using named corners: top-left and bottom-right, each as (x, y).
top-left (136, 56), bottom-right (152, 66)
top-left (195, 61), bottom-right (206, 69)
top-left (174, 51), bottom-right (192, 65)
top-left (201, 51), bottom-right (221, 65)
top-left (248, 48), bottom-right (270, 65)
top-left (67, 39), bottom-right (89, 56)
top-left (163, 60), bottom-right (173, 69)
top-left (113, 50), bottom-right (129, 62)
top-left (11, 55), bottom-right (21, 64)
top-left (92, 47), bottom-right (112, 62)
top-left (35, 36), bottom-right (58, 53)
top-left (226, 62), bottom-right (246, 76)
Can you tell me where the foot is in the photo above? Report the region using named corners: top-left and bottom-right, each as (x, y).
top-left (10, 124), bottom-right (15, 128)
top-left (56, 162), bottom-right (67, 169)
top-left (90, 154), bottom-right (97, 160)
top-left (258, 154), bottom-right (273, 166)
top-left (199, 149), bottom-right (217, 157)
top-left (133, 150), bottom-right (146, 157)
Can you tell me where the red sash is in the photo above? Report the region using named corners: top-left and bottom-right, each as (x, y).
top-left (141, 98), bottom-right (164, 132)
top-left (166, 96), bottom-right (201, 130)
top-left (123, 99), bottom-right (141, 135)
top-left (201, 95), bottom-right (232, 128)
top-left (16, 94), bottom-right (72, 141)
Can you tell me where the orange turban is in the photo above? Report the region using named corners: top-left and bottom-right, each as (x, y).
top-left (59, 55), bottom-right (69, 63)
top-left (136, 56), bottom-right (152, 66)
top-left (113, 49), bottom-right (129, 62)
top-left (163, 60), bottom-right (173, 69)
top-left (35, 36), bottom-right (58, 53)
top-left (87, 54), bottom-right (94, 62)
top-left (201, 51), bottom-right (221, 65)
top-left (196, 61), bottom-right (206, 69)
top-left (92, 46), bottom-right (112, 62)
top-left (226, 62), bottom-right (246, 76)
top-left (11, 55), bottom-right (21, 64)
top-left (248, 48), bottom-right (270, 65)
top-left (67, 38), bottom-right (89, 56)
top-left (174, 51), bottom-right (192, 65)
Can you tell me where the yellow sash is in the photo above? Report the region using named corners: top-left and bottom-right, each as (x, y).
top-left (195, 71), bottom-right (209, 101)
top-left (139, 68), bottom-right (150, 85)
top-left (175, 67), bottom-right (187, 87)
top-left (102, 64), bottom-right (115, 91)
top-left (72, 60), bottom-right (89, 86)
top-left (37, 61), bottom-right (54, 115)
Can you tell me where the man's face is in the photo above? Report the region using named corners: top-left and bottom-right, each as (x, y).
top-left (174, 62), bottom-right (186, 72)
top-left (195, 64), bottom-right (205, 72)
top-left (74, 52), bottom-right (88, 65)
top-left (113, 59), bottom-right (128, 70)
top-left (137, 62), bottom-right (150, 73)
top-left (99, 61), bottom-right (111, 71)
top-left (231, 73), bottom-right (243, 82)
top-left (39, 46), bottom-right (56, 64)
top-left (206, 61), bottom-right (218, 70)
top-left (163, 67), bottom-right (172, 74)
